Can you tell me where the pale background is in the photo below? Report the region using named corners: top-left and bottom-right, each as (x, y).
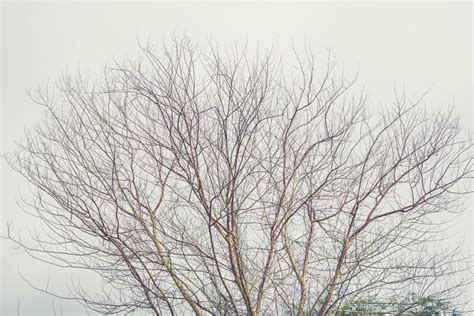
top-left (1, 2), bottom-right (472, 315)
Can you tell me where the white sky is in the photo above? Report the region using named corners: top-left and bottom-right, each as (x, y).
top-left (1, 2), bottom-right (472, 315)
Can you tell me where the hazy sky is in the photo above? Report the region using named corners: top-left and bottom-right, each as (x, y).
top-left (1, 2), bottom-right (472, 315)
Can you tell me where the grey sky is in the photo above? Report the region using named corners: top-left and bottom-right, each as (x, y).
top-left (1, 2), bottom-right (472, 315)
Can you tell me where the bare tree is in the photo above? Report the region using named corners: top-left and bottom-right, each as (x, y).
top-left (6, 36), bottom-right (473, 315)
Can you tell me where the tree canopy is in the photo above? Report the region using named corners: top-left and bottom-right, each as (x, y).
top-left (6, 37), bottom-right (473, 315)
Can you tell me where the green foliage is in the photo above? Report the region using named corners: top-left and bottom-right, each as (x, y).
top-left (334, 293), bottom-right (460, 315)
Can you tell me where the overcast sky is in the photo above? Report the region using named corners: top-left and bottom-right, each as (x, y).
top-left (1, 2), bottom-right (472, 315)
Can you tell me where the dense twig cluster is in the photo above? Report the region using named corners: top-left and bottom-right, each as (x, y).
top-left (7, 37), bottom-right (473, 315)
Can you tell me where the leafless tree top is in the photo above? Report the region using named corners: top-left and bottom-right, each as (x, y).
top-left (6, 36), bottom-right (473, 315)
